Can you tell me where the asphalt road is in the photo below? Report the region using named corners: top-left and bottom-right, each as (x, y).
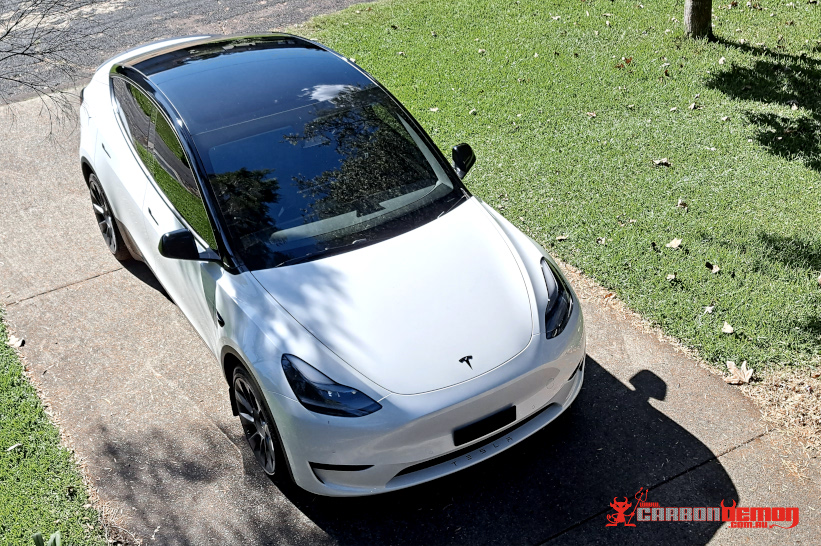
top-left (1, 1), bottom-right (820, 544)
top-left (0, 0), bottom-right (360, 103)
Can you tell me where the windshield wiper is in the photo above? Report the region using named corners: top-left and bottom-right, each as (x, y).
top-left (274, 238), bottom-right (369, 268)
top-left (438, 187), bottom-right (470, 219)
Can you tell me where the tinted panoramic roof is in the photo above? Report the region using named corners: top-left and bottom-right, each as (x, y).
top-left (130, 35), bottom-right (374, 135)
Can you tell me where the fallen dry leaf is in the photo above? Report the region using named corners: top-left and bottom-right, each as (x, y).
top-left (551, 15), bottom-right (561, 20)
top-left (429, 107), bottom-right (439, 112)
top-left (670, 107), bottom-right (678, 112)
top-left (653, 158), bottom-right (672, 167)
top-left (791, 103), bottom-right (799, 110)
top-left (721, 116), bottom-right (730, 121)
top-left (665, 238), bottom-right (682, 249)
top-left (596, 237), bottom-right (606, 245)
top-left (706, 261), bottom-right (721, 274)
top-left (719, 56), bottom-right (726, 65)
top-left (705, 305), bottom-right (715, 314)
top-left (556, 235), bottom-right (569, 241)
top-left (478, 48), bottom-right (486, 54)
top-left (676, 198), bottom-right (688, 208)
top-left (6, 443), bottom-right (21, 452)
top-left (722, 321), bottom-right (735, 334)
top-left (397, 51), bottom-right (405, 56)
top-left (469, 108), bottom-right (477, 115)
top-left (724, 360), bottom-right (753, 384)
top-left (587, 112), bottom-right (597, 117)
top-left (817, 273), bottom-right (821, 286)
top-left (666, 273), bottom-right (676, 281)
top-left (7, 335), bottom-right (23, 348)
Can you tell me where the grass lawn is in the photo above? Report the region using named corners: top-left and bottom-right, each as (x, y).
top-left (0, 314), bottom-right (105, 545)
top-left (302, 0), bottom-right (821, 374)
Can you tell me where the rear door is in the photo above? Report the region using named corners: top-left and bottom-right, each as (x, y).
top-left (140, 106), bottom-right (221, 354)
top-left (94, 78), bottom-right (154, 249)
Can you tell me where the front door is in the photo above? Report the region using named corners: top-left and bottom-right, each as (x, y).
top-left (140, 106), bottom-right (221, 355)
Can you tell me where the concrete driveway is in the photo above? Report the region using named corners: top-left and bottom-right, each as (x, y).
top-left (2, 69), bottom-right (819, 546)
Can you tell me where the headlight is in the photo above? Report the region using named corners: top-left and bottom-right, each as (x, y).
top-left (540, 258), bottom-right (573, 339)
top-left (281, 354), bottom-right (382, 417)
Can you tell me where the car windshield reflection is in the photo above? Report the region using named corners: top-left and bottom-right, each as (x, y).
top-left (195, 84), bottom-right (462, 270)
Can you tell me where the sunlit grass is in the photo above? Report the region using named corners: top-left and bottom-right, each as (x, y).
top-left (0, 316), bottom-right (105, 545)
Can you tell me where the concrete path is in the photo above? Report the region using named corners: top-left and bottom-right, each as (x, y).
top-left (2, 93), bottom-right (819, 545)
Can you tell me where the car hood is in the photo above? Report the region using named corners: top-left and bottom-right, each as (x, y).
top-left (251, 198), bottom-right (534, 395)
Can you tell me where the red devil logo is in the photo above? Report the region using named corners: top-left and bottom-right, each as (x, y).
top-left (606, 498), bottom-right (634, 527)
top-left (606, 487), bottom-right (648, 527)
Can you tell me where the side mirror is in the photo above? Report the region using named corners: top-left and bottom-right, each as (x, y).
top-left (158, 228), bottom-right (205, 261)
top-left (452, 143), bottom-right (476, 179)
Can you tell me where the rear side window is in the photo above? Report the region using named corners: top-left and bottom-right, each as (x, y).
top-left (111, 78), bottom-right (155, 169)
top-left (149, 111), bottom-right (217, 249)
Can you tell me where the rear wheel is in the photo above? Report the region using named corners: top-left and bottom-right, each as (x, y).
top-left (88, 173), bottom-right (131, 260)
top-left (233, 367), bottom-right (292, 483)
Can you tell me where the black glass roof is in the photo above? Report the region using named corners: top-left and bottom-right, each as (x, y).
top-left (129, 35), bottom-right (374, 136)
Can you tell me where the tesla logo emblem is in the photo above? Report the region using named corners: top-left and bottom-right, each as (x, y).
top-left (459, 355), bottom-right (474, 369)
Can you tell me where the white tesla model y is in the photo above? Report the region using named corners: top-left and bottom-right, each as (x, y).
top-left (78, 34), bottom-right (586, 496)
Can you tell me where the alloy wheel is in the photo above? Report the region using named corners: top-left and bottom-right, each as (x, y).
top-left (90, 180), bottom-right (117, 254)
top-left (234, 375), bottom-right (277, 475)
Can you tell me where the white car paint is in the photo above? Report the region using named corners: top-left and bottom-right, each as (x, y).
top-left (79, 36), bottom-right (586, 497)
top-left (252, 198), bottom-right (534, 395)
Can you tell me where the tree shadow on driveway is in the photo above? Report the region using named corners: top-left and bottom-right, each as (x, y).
top-left (94, 356), bottom-right (736, 545)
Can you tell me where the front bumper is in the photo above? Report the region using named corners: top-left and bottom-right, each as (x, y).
top-left (269, 300), bottom-right (585, 497)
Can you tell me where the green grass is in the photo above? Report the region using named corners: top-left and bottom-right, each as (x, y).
top-left (300, 0), bottom-right (821, 373)
top-left (0, 314), bottom-right (105, 545)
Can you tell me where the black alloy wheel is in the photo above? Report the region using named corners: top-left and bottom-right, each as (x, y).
top-left (233, 367), bottom-right (287, 478)
top-left (88, 173), bottom-right (130, 260)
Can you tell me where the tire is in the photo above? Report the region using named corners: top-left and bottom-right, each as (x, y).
top-left (88, 173), bottom-right (131, 261)
top-left (232, 366), bottom-right (293, 484)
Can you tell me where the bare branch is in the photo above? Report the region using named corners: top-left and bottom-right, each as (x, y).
top-left (0, 0), bottom-right (111, 129)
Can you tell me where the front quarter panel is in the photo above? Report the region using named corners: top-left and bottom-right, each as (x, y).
top-left (215, 270), bottom-right (390, 403)
top-left (477, 199), bottom-right (581, 337)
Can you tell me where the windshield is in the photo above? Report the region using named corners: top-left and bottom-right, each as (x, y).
top-left (194, 84), bottom-right (464, 270)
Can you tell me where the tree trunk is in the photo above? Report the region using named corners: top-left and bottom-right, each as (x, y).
top-left (684, 0), bottom-right (713, 39)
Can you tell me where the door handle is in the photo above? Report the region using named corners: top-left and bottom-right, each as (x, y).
top-left (216, 311), bottom-right (225, 327)
top-left (147, 207), bottom-right (159, 225)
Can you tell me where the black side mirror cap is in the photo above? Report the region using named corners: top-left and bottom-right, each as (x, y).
top-left (158, 228), bottom-right (215, 261)
top-left (452, 143), bottom-right (476, 179)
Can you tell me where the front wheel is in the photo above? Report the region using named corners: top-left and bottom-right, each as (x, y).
top-left (233, 367), bottom-right (292, 483)
top-left (88, 173), bottom-right (131, 260)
